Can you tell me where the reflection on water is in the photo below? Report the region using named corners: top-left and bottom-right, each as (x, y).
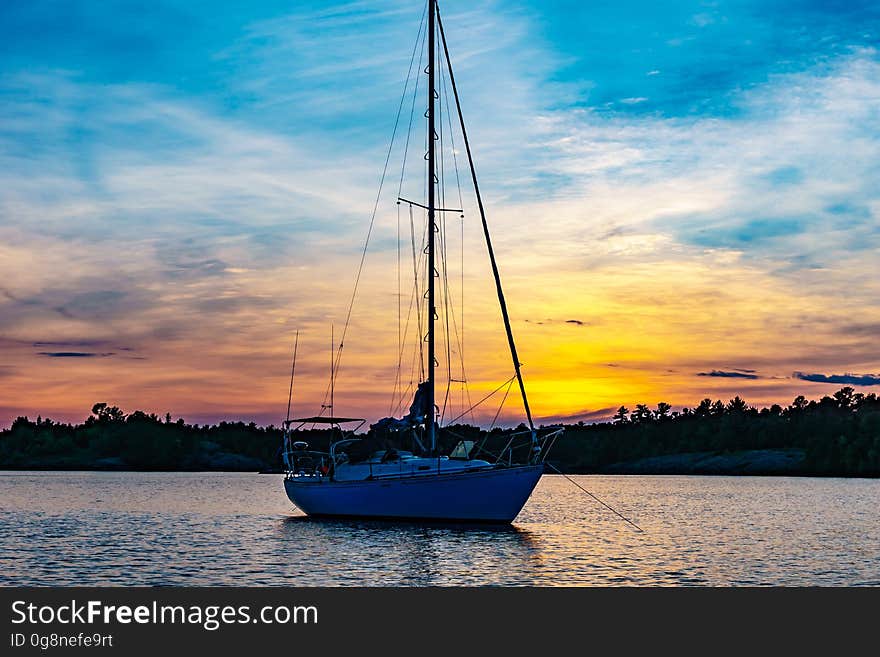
top-left (0, 472), bottom-right (878, 585)
top-left (276, 517), bottom-right (541, 586)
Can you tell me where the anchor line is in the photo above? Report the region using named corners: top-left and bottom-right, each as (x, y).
top-left (545, 462), bottom-right (645, 533)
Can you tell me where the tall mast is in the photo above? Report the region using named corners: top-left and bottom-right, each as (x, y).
top-left (436, 6), bottom-right (536, 434)
top-left (426, 0), bottom-right (437, 453)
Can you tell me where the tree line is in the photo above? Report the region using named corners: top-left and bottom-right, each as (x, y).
top-left (1, 388), bottom-right (878, 476)
top-left (548, 387), bottom-right (880, 476)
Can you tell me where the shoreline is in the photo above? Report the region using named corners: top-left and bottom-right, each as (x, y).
top-left (2, 455), bottom-right (877, 479)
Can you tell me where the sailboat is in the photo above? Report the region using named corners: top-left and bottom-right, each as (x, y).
top-left (281, 0), bottom-right (562, 523)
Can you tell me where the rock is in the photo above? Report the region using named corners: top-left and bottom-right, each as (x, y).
top-left (602, 448), bottom-right (806, 475)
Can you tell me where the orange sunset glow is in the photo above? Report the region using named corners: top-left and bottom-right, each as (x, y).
top-left (2, 1), bottom-right (879, 429)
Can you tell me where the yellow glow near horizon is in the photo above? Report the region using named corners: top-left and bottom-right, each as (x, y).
top-left (3, 234), bottom-right (875, 428)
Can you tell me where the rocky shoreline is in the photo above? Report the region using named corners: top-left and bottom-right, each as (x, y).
top-left (598, 448), bottom-right (807, 476)
top-left (0, 448), bottom-right (852, 478)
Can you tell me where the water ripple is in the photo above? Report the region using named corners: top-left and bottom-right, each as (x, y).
top-left (1, 472), bottom-right (878, 586)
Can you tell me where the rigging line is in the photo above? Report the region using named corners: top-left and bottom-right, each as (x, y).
top-left (438, 425), bottom-right (504, 464)
top-left (397, 4), bottom-right (428, 197)
top-left (439, 54), bottom-right (465, 213)
top-left (437, 5), bottom-right (535, 433)
top-left (284, 330), bottom-right (300, 425)
top-left (394, 206), bottom-right (401, 414)
top-left (437, 58), bottom-right (455, 422)
top-left (439, 225), bottom-right (454, 423)
top-left (445, 374), bottom-right (516, 426)
top-left (489, 377), bottom-right (514, 431)
top-left (437, 59), bottom-right (454, 424)
top-left (393, 14), bottom-right (428, 414)
top-left (436, 213), bottom-right (469, 422)
top-left (399, 236), bottom-right (426, 406)
top-left (394, 382), bottom-right (415, 418)
top-left (392, 206), bottom-right (428, 415)
top-left (439, 222), bottom-right (458, 424)
top-left (393, 204), bottom-right (429, 411)
top-left (545, 462), bottom-right (646, 533)
top-left (411, 203), bottom-right (426, 381)
top-left (320, 3), bottom-right (427, 414)
top-left (439, 52), bottom-right (470, 420)
top-left (392, 211), bottom-right (420, 414)
top-left (440, 251), bottom-right (474, 424)
top-left (438, 53), bottom-right (470, 422)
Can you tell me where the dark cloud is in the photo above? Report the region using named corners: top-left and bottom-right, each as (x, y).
top-left (1, 288), bottom-right (40, 307)
top-left (51, 305), bottom-right (76, 319)
top-left (158, 240), bottom-right (229, 280)
top-left (8, 290), bottom-right (131, 322)
top-left (541, 407), bottom-right (617, 424)
top-left (698, 369), bottom-right (760, 379)
top-left (525, 318), bottom-right (589, 327)
top-left (29, 340), bottom-right (140, 359)
top-left (63, 290), bottom-right (128, 317)
top-left (839, 322), bottom-right (880, 338)
top-left (688, 216), bottom-right (809, 248)
top-left (1, 282), bottom-right (155, 327)
top-left (33, 340), bottom-right (112, 348)
top-left (763, 166), bottom-right (804, 186)
top-left (826, 201), bottom-right (871, 218)
top-left (165, 257), bottom-right (228, 279)
top-left (597, 225), bottom-right (627, 241)
top-left (793, 372), bottom-right (880, 386)
top-left (37, 352), bottom-right (114, 358)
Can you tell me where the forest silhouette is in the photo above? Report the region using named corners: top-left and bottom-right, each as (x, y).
top-left (1, 388), bottom-right (878, 476)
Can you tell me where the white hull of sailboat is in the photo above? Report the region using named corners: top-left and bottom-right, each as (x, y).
top-left (284, 464), bottom-right (543, 523)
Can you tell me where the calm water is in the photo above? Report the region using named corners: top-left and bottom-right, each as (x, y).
top-left (1, 472), bottom-right (877, 586)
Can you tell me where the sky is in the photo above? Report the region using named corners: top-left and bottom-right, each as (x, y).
top-left (1, 0), bottom-right (879, 428)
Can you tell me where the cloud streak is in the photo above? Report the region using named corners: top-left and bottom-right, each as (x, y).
top-left (698, 370), bottom-right (760, 380)
top-left (793, 372), bottom-right (880, 387)
top-left (37, 352), bottom-right (115, 358)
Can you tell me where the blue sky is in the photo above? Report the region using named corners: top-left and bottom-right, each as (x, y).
top-left (1, 0), bottom-right (879, 425)
top-left (5, 1), bottom-right (877, 122)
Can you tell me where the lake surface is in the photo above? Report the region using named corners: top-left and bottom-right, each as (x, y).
top-left (1, 472), bottom-right (877, 586)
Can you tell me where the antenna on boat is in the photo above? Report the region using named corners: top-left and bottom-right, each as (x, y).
top-left (285, 330), bottom-right (299, 426)
top-left (330, 324), bottom-right (335, 419)
top-left (283, 330), bottom-right (299, 472)
top-left (320, 324), bottom-right (337, 420)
